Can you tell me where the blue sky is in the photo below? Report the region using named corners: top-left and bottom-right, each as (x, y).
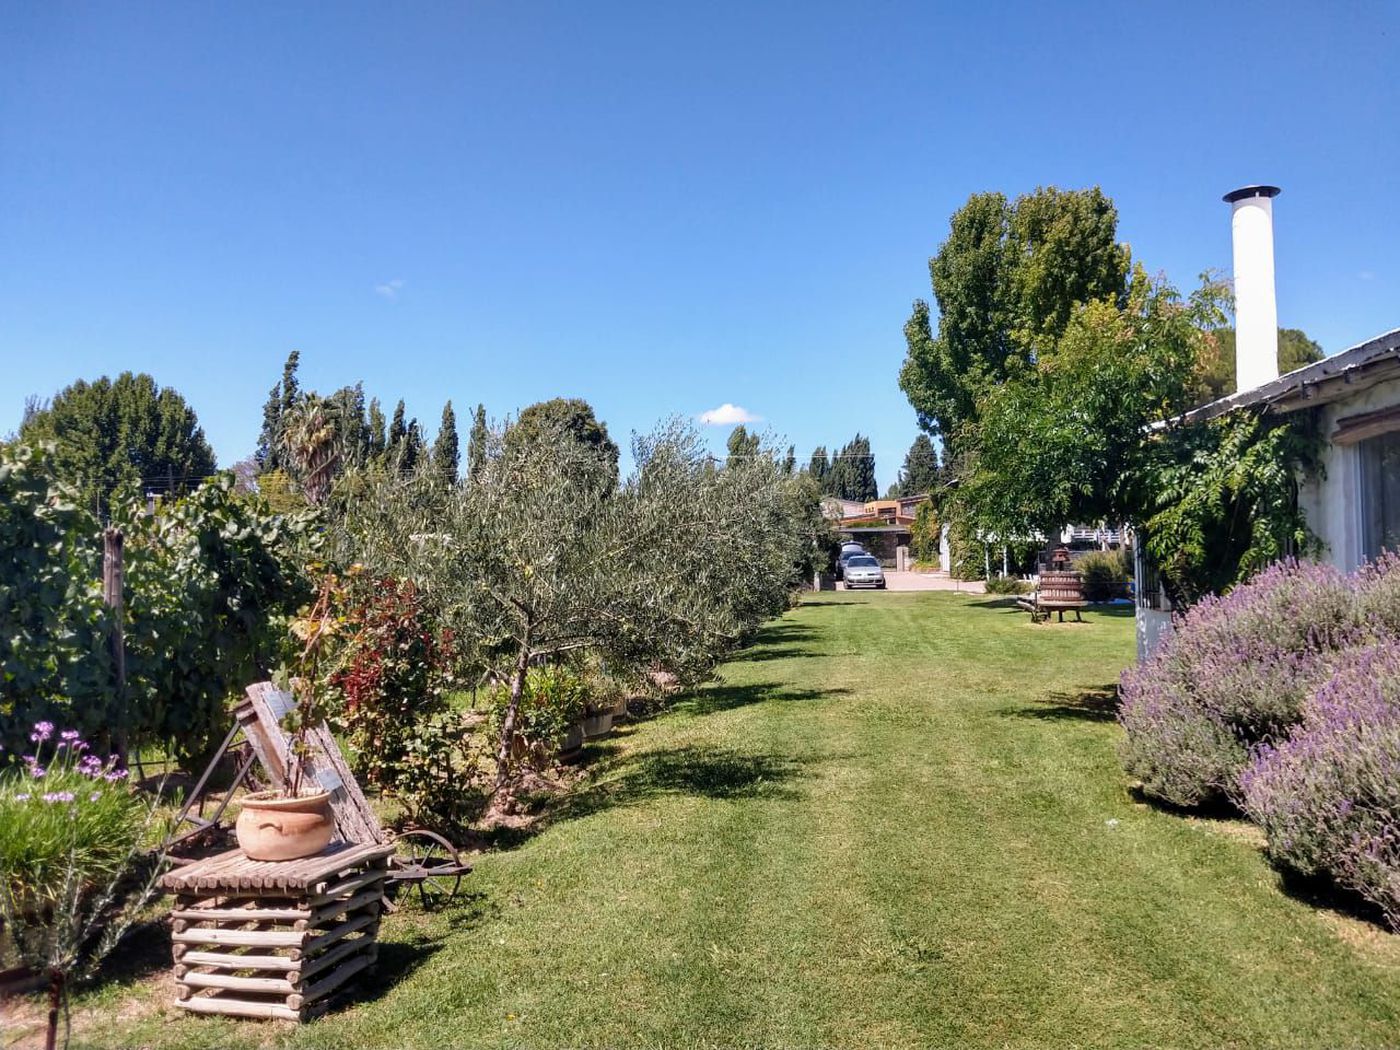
top-left (3, 2), bottom-right (1397, 491)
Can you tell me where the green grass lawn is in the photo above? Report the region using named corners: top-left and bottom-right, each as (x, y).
top-left (57, 593), bottom-right (1400, 1048)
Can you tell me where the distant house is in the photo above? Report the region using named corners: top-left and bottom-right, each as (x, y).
top-left (821, 497), bottom-right (867, 522)
top-left (1135, 184), bottom-right (1400, 658)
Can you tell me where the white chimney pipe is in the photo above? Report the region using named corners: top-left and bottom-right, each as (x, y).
top-left (1224, 185), bottom-right (1282, 392)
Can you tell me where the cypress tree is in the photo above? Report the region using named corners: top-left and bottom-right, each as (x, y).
top-left (468, 403), bottom-right (488, 481)
top-left (897, 434), bottom-right (940, 496)
top-left (255, 350), bottom-right (300, 471)
top-left (433, 401), bottom-right (460, 484)
top-left (367, 398), bottom-right (387, 462)
top-left (807, 446), bottom-right (830, 490)
top-left (388, 400), bottom-right (408, 453)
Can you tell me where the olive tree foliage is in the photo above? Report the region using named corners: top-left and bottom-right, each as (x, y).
top-left (331, 418), bottom-right (823, 793)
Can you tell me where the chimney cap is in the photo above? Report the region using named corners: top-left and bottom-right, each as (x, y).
top-left (1223, 184), bottom-right (1282, 204)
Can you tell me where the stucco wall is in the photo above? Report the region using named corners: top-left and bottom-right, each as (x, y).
top-left (1298, 374), bottom-right (1400, 573)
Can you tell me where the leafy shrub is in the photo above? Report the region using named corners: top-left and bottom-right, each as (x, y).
top-left (984, 576), bottom-right (1030, 595)
top-left (910, 502), bottom-right (940, 565)
top-left (0, 722), bottom-right (167, 1050)
top-left (490, 664), bottom-right (592, 770)
top-left (1, 448), bottom-right (310, 768)
top-left (1077, 550), bottom-right (1127, 601)
top-left (118, 476), bottom-right (313, 767)
top-left (1240, 641), bottom-right (1400, 928)
top-left (330, 576), bottom-right (456, 788)
top-left (0, 446), bottom-right (114, 756)
top-left (0, 723), bottom-right (146, 899)
top-left (1119, 560), bottom-right (1362, 807)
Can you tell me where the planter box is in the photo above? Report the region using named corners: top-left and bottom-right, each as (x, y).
top-left (581, 711), bottom-right (614, 740)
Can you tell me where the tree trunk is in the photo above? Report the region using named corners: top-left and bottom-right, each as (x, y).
top-left (493, 633), bottom-right (532, 794)
top-left (45, 970), bottom-right (62, 1050)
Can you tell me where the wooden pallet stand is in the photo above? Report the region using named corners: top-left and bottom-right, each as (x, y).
top-left (160, 841), bottom-right (394, 1022)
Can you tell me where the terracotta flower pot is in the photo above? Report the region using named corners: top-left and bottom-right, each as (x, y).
top-left (235, 790), bottom-right (334, 861)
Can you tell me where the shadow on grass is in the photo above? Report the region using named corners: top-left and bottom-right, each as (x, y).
top-left (680, 682), bottom-right (851, 715)
top-left (1004, 684), bottom-right (1121, 723)
top-left (325, 892), bottom-right (495, 1014)
top-left (562, 744), bottom-right (807, 816)
top-left (486, 743), bottom-right (815, 851)
top-left (800, 599), bottom-right (868, 607)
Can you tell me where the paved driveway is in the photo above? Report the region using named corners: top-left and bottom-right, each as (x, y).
top-left (842, 572), bottom-right (986, 593)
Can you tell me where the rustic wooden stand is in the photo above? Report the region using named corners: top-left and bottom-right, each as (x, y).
top-left (160, 841), bottom-right (394, 1022)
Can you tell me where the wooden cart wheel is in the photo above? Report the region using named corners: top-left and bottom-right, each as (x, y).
top-left (391, 829), bottom-right (464, 909)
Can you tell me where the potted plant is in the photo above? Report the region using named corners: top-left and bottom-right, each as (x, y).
top-left (235, 577), bottom-right (340, 861)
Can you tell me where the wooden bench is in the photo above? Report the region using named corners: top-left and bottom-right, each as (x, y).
top-left (160, 841), bottom-right (394, 1022)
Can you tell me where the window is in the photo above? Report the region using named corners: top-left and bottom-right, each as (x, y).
top-left (1360, 430), bottom-right (1400, 561)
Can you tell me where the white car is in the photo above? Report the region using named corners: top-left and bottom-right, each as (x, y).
top-left (842, 555), bottom-right (886, 589)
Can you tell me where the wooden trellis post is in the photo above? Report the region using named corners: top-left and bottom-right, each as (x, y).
top-left (103, 527), bottom-right (127, 766)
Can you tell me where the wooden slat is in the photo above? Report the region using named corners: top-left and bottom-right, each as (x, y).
top-left (294, 935), bottom-right (373, 985)
top-left (177, 996), bottom-right (302, 1021)
top-left (172, 905), bottom-right (311, 924)
top-left (310, 886), bottom-right (383, 927)
top-left (172, 927), bottom-right (307, 949)
top-left (174, 949), bottom-right (298, 971)
top-left (293, 948), bottom-right (377, 1010)
top-left (244, 683), bottom-right (387, 846)
top-left (179, 971), bottom-right (295, 995)
top-left (163, 842), bottom-right (393, 895)
top-left (303, 912), bottom-right (377, 956)
top-left (308, 868), bottom-right (386, 907)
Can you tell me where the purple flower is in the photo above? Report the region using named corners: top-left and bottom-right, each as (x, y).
top-left (60, 730), bottom-right (80, 742)
top-left (88, 792), bottom-right (101, 802)
top-left (103, 768), bottom-right (129, 782)
top-left (42, 791), bottom-right (74, 804)
top-left (15, 793), bottom-right (30, 802)
top-left (28, 765), bottom-right (46, 779)
top-left (30, 721), bottom-right (54, 743)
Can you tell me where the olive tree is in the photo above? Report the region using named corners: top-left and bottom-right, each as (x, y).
top-left (333, 417), bottom-right (819, 795)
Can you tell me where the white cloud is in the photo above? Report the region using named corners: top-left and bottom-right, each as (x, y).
top-left (375, 278), bottom-right (406, 300)
top-left (697, 403), bottom-right (761, 426)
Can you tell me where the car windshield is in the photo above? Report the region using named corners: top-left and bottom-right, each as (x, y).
top-left (848, 557), bottom-right (879, 567)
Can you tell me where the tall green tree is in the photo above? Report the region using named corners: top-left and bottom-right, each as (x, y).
top-left (899, 187), bottom-right (1129, 460)
top-left (468, 403), bottom-right (488, 482)
top-left (397, 419), bottom-right (425, 475)
top-left (897, 435), bottom-right (940, 496)
top-left (327, 383), bottom-right (370, 466)
top-left (726, 425), bottom-right (761, 467)
top-left (433, 401), bottom-right (460, 484)
top-left (830, 434), bottom-right (877, 502)
top-left (959, 268), bottom-right (1227, 538)
top-left (388, 400), bottom-right (408, 453)
top-left (807, 446), bottom-right (830, 490)
top-left (507, 398), bottom-right (619, 488)
top-left (367, 398), bottom-right (387, 461)
top-left (20, 372), bottom-right (216, 514)
top-left (1193, 326), bottom-right (1326, 404)
top-left (256, 351), bottom-right (301, 471)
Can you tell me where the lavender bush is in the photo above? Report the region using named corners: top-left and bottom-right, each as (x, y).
top-left (1119, 560), bottom-right (1362, 807)
top-left (1241, 641), bottom-right (1400, 927)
